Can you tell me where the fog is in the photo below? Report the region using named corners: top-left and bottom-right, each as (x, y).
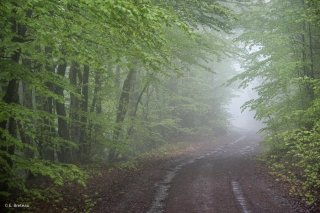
top-left (227, 62), bottom-right (264, 132)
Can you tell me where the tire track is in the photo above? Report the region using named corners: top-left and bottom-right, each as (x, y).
top-left (147, 144), bottom-right (225, 213)
top-left (148, 136), bottom-right (246, 213)
top-left (231, 180), bottom-right (251, 213)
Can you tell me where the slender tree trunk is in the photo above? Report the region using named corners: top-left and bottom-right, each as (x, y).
top-left (90, 70), bottom-right (103, 114)
top-left (38, 47), bottom-right (55, 161)
top-left (90, 71), bottom-right (102, 113)
top-left (17, 81), bottom-right (35, 181)
top-left (55, 63), bottom-right (70, 163)
top-left (19, 58), bottom-right (35, 161)
top-left (127, 81), bottom-right (149, 137)
top-left (143, 87), bottom-right (151, 121)
top-left (109, 68), bottom-right (136, 161)
top-left (79, 65), bottom-right (89, 162)
top-left (89, 70), bottom-right (102, 151)
top-left (69, 62), bottom-right (81, 162)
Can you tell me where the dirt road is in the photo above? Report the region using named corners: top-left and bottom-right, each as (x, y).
top-left (148, 132), bottom-right (298, 213)
top-left (93, 131), bottom-right (303, 213)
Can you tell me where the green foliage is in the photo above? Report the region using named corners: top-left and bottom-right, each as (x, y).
top-left (0, 0), bottom-right (235, 207)
top-left (1, 153), bottom-right (86, 198)
top-left (234, 0), bottom-right (320, 204)
top-left (157, 0), bottom-right (236, 31)
top-left (267, 126), bottom-right (320, 204)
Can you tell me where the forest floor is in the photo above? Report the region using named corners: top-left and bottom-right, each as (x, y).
top-left (33, 130), bottom-right (316, 213)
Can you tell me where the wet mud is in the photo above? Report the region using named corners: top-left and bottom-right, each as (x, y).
top-left (162, 132), bottom-right (297, 213)
top-left (94, 131), bottom-right (304, 213)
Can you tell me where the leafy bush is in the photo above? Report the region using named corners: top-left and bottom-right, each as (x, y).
top-left (267, 125), bottom-right (320, 204)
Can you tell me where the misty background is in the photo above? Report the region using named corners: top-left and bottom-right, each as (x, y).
top-left (227, 61), bottom-right (263, 132)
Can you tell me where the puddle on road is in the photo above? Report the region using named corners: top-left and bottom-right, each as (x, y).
top-left (231, 180), bottom-right (252, 213)
top-left (147, 165), bottom-right (181, 213)
top-left (148, 136), bottom-right (250, 213)
top-left (147, 150), bottom-right (221, 213)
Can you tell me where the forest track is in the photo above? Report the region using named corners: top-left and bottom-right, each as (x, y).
top-left (93, 132), bottom-right (305, 213)
top-left (150, 132), bottom-right (299, 213)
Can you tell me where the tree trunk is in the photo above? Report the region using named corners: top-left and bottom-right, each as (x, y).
top-left (79, 64), bottom-right (89, 162)
top-left (127, 81), bottom-right (149, 137)
top-left (89, 70), bottom-right (102, 152)
top-left (69, 62), bottom-right (81, 162)
top-left (38, 47), bottom-right (55, 161)
top-left (55, 63), bottom-right (70, 163)
top-left (0, 21), bottom-right (24, 202)
top-left (109, 68), bottom-right (136, 161)
top-left (19, 58), bottom-right (35, 160)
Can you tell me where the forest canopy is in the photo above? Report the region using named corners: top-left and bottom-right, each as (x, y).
top-left (0, 0), bottom-right (234, 201)
top-left (231, 0), bottom-right (320, 204)
top-left (2, 0), bottom-right (320, 210)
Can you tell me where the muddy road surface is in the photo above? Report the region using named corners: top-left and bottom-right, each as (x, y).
top-left (94, 131), bottom-right (303, 213)
top-left (148, 132), bottom-right (297, 213)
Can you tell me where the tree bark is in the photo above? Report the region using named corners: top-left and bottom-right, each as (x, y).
top-left (79, 64), bottom-right (89, 162)
top-left (88, 70), bottom-right (102, 152)
top-left (91, 71), bottom-right (102, 114)
top-left (0, 17), bottom-right (27, 202)
top-left (38, 47), bottom-right (55, 161)
top-left (109, 68), bottom-right (136, 161)
top-left (69, 62), bottom-right (81, 161)
top-left (18, 58), bottom-right (35, 160)
top-left (127, 81), bottom-right (149, 137)
top-left (55, 63), bottom-right (70, 163)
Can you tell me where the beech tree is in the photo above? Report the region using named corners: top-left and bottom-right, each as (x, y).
top-left (0, 0), bottom-right (234, 202)
top-left (232, 0), bottom-right (320, 204)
